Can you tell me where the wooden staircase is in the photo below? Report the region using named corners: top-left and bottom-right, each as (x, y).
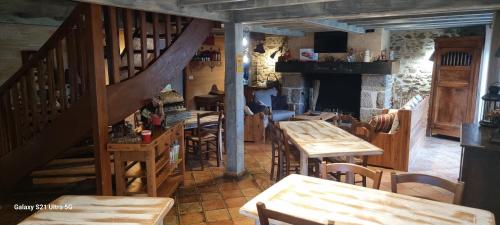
top-left (0, 3), bottom-right (214, 194)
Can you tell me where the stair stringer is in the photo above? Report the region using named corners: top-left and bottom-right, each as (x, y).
top-left (0, 18), bottom-right (213, 195)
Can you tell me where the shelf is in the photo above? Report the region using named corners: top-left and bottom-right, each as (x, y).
top-left (275, 61), bottom-right (400, 75)
top-left (156, 159), bottom-right (183, 189)
top-left (157, 174), bottom-right (184, 197)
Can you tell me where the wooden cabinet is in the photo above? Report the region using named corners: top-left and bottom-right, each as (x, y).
top-left (460, 123), bottom-right (500, 224)
top-left (428, 36), bottom-right (483, 138)
top-left (108, 122), bottom-right (185, 197)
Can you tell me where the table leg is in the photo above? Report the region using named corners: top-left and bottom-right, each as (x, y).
top-left (114, 152), bottom-right (125, 196)
top-left (146, 151), bottom-right (157, 197)
top-left (300, 151), bottom-right (308, 175)
top-left (346, 156), bottom-right (355, 184)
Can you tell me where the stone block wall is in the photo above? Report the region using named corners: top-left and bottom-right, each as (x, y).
top-left (390, 26), bottom-right (485, 107)
top-left (360, 74), bottom-right (393, 122)
top-left (281, 73), bottom-right (308, 114)
top-left (250, 36), bottom-right (286, 87)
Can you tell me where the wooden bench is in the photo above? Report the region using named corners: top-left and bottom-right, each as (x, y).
top-left (368, 96), bottom-right (429, 171)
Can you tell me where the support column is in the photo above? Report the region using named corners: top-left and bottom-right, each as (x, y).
top-left (86, 4), bottom-right (113, 195)
top-left (224, 22), bottom-right (245, 177)
top-left (487, 11), bottom-right (500, 85)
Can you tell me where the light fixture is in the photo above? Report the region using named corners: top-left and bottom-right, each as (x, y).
top-left (243, 55), bottom-right (249, 64)
top-left (242, 37), bottom-right (248, 47)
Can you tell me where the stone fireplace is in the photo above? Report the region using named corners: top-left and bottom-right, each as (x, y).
top-left (281, 72), bottom-right (393, 122)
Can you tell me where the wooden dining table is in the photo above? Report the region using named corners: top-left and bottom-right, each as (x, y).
top-left (18, 195), bottom-right (174, 225)
top-left (184, 110), bottom-right (220, 130)
top-left (240, 174), bottom-right (496, 225)
top-left (279, 120), bottom-right (383, 180)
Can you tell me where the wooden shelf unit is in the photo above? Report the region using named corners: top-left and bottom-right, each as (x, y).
top-left (108, 122), bottom-right (185, 197)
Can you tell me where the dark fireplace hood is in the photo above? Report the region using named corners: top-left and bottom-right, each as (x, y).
top-left (275, 61), bottom-right (399, 75)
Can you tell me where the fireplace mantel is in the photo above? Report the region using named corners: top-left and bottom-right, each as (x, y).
top-left (275, 61), bottom-right (399, 75)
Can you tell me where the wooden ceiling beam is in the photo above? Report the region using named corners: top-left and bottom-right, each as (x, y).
top-left (302, 19), bottom-right (365, 33)
top-left (206, 0), bottom-right (340, 11)
top-left (339, 11), bottom-right (494, 23)
top-left (234, 0), bottom-right (500, 23)
top-left (247, 24), bottom-right (305, 36)
top-left (179, 0), bottom-right (248, 7)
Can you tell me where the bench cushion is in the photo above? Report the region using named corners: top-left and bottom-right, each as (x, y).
top-left (254, 88), bottom-right (277, 107)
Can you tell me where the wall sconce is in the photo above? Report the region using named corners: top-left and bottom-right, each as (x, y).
top-left (254, 43), bottom-right (265, 53)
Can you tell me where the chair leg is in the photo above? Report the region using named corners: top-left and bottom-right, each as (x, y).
top-left (270, 147), bottom-right (276, 181)
top-left (362, 156), bottom-right (368, 187)
top-left (198, 145), bottom-right (204, 170)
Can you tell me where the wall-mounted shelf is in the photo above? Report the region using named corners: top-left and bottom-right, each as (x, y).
top-left (190, 60), bottom-right (223, 71)
top-left (275, 61), bottom-right (400, 75)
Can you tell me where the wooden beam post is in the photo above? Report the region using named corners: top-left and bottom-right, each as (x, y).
top-left (224, 22), bottom-right (245, 177)
top-left (488, 11), bottom-right (500, 85)
top-left (85, 3), bottom-right (113, 195)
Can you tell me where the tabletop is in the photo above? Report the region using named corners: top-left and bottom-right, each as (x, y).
top-left (18, 195), bottom-right (174, 225)
top-left (293, 112), bottom-right (338, 121)
top-left (240, 174), bottom-right (496, 225)
top-left (279, 120), bottom-right (383, 158)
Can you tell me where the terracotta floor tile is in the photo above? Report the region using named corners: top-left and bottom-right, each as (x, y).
top-left (208, 220), bottom-right (233, 225)
top-left (233, 217), bottom-right (256, 225)
top-left (221, 189), bottom-right (243, 199)
top-left (205, 209), bottom-right (230, 222)
top-left (241, 188), bottom-right (261, 197)
top-left (228, 207), bottom-right (245, 219)
top-left (179, 194), bottom-right (201, 203)
top-left (202, 199), bottom-right (226, 211)
top-left (180, 212), bottom-right (205, 224)
top-left (164, 215), bottom-right (179, 225)
top-left (224, 197), bottom-right (247, 208)
top-left (201, 192), bottom-right (223, 201)
top-left (179, 202), bottom-right (203, 214)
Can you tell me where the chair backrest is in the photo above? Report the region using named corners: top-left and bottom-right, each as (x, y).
top-left (390, 172), bottom-right (465, 205)
top-left (270, 123), bottom-right (294, 178)
top-left (320, 162), bottom-right (383, 189)
top-left (257, 202), bottom-right (334, 225)
top-left (196, 111), bottom-right (222, 138)
top-left (350, 121), bottom-right (375, 142)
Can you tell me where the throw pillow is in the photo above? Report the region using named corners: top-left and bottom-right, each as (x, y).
top-left (254, 88), bottom-right (278, 107)
top-left (248, 100), bottom-right (267, 114)
top-left (388, 112), bottom-right (399, 134)
top-left (271, 95), bottom-right (288, 110)
top-left (369, 112), bottom-right (396, 133)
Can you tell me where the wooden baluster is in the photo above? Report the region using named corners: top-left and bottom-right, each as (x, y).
top-left (67, 29), bottom-right (79, 104)
top-left (164, 14), bottom-right (172, 49)
top-left (76, 23), bottom-right (88, 94)
top-left (46, 50), bottom-right (58, 121)
top-left (104, 6), bottom-right (121, 84)
top-left (0, 100), bottom-right (7, 155)
top-left (37, 62), bottom-right (48, 127)
top-left (140, 11), bottom-right (148, 69)
top-left (27, 68), bottom-right (40, 132)
top-left (10, 87), bottom-right (22, 146)
top-left (152, 13), bottom-right (160, 58)
top-left (20, 76), bottom-right (31, 139)
top-left (123, 9), bottom-right (135, 78)
top-left (1, 94), bottom-right (13, 152)
top-left (176, 16), bottom-right (182, 37)
top-left (55, 41), bottom-right (67, 111)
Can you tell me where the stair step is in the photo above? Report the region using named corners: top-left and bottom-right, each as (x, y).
top-left (32, 176), bottom-right (96, 185)
top-left (133, 49), bottom-right (155, 54)
top-left (46, 157), bottom-right (95, 167)
top-left (120, 66), bottom-right (143, 71)
top-left (57, 145), bottom-right (94, 159)
top-left (31, 165), bottom-right (95, 177)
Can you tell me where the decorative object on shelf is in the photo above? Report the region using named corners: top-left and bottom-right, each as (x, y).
top-left (141, 130), bottom-right (152, 143)
top-left (389, 48), bottom-right (395, 61)
top-left (480, 83), bottom-right (500, 127)
top-left (363, 49), bottom-right (371, 62)
top-left (270, 39), bottom-right (286, 59)
top-left (191, 46), bottom-right (222, 71)
top-left (347, 48), bottom-right (356, 62)
top-left (300, 48), bottom-right (318, 61)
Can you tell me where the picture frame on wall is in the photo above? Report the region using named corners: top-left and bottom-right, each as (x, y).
top-left (300, 48), bottom-right (319, 61)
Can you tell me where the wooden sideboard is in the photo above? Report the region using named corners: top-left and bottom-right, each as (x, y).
top-left (460, 123), bottom-right (500, 224)
top-left (108, 122), bottom-right (185, 197)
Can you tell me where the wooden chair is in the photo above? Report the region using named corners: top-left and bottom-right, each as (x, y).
top-left (270, 124), bottom-right (319, 181)
top-left (390, 172), bottom-right (465, 205)
top-left (351, 121), bottom-right (375, 186)
top-left (257, 202), bottom-right (335, 225)
top-left (185, 111), bottom-right (222, 170)
top-left (337, 114), bottom-right (358, 131)
top-left (319, 162), bottom-right (383, 189)
top-left (269, 123), bottom-right (281, 181)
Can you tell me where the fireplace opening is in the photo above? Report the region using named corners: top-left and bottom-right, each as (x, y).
top-left (306, 74), bottom-right (361, 118)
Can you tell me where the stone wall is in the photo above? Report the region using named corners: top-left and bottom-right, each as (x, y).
top-left (281, 73), bottom-right (308, 114)
top-left (360, 74), bottom-right (393, 122)
top-left (390, 26), bottom-right (485, 107)
top-left (250, 35), bottom-right (286, 86)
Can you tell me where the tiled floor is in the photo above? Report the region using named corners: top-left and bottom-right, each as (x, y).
top-left (167, 136), bottom-right (461, 225)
